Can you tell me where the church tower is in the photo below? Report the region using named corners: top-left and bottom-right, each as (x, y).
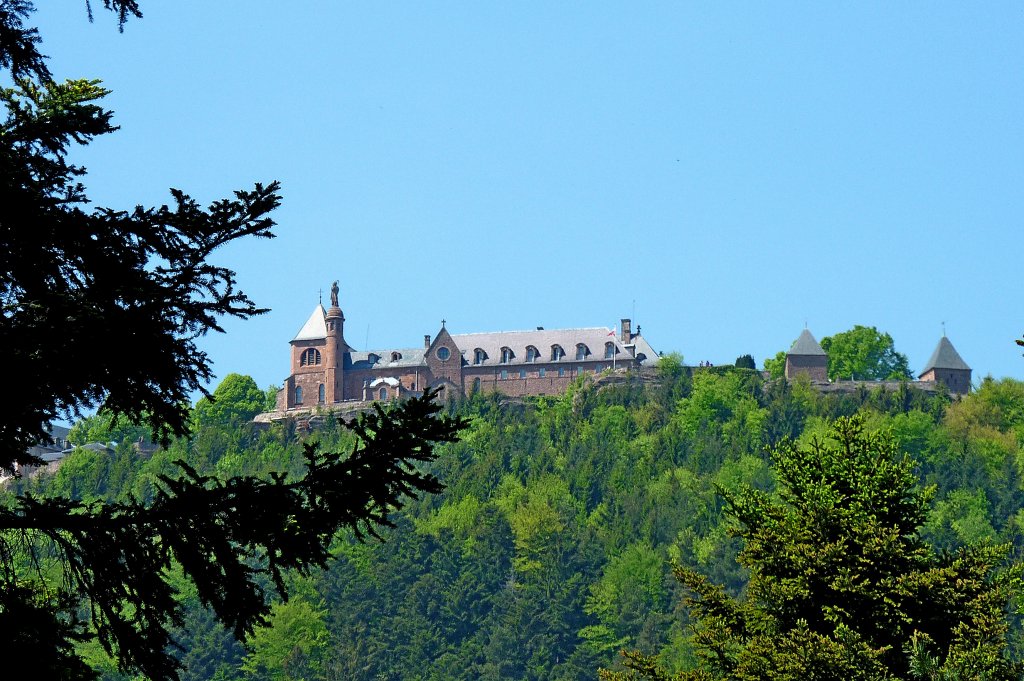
top-left (324, 281), bottom-right (346, 402)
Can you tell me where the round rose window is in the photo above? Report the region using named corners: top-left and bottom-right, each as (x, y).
top-left (437, 347), bottom-right (450, 361)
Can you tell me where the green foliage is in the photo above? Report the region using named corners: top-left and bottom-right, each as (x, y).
top-left (605, 416), bottom-right (1024, 681)
top-left (192, 374), bottom-right (267, 429)
top-left (820, 325), bottom-right (913, 381)
top-left (241, 597), bottom-right (328, 680)
top-left (734, 355), bottom-right (756, 370)
top-left (11, 341), bottom-right (1024, 679)
top-left (763, 351), bottom-right (786, 380)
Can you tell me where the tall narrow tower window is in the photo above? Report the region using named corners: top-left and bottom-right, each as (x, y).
top-left (294, 386), bottom-right (303, 404)
top-left (318, 384), bottom-right (325, 403)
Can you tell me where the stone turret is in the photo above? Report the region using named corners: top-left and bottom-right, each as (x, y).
top-left (918, 336), bottom-right (971, 395)
top-left (785, 329), bottom-right (828, 381)
top-left (324, 302), bottom-right (345, 403)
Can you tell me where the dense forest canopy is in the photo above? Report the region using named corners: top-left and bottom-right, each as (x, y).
top-left (12, 365), bottom-right (1024, 679)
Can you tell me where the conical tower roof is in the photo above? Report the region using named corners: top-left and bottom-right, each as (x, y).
top-left (788, 329), bottom-right (826, 356)
top-left (292, 304), bottom-right (327, 341)
top-left (919, 336), bottom-right (970, 376)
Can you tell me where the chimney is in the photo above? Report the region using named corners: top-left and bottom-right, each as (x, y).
top-left (620, 319), bottom-right (632, 343)
top-left (424, 334), bottom-right (431, 349)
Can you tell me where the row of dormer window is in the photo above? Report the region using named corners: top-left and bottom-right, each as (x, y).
top-left (476, 341), bottom-right (616, 365)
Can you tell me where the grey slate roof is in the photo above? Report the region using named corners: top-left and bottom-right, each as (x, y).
top-left (788, 329), bottom-right (826, 356)
top-left (451, 328), bottom-right (630, 367)
top-left (288, 305), bottom-right (657, 369)
top-left (346, 348), bottom-right (428, 370)
top-left (919, 336), bottom-right (970, 375)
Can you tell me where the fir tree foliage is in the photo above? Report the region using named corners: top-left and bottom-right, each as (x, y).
top-left (0, 2), bottom-right (467, 678)
top-left (602, 415), bottom-right (1023, 681)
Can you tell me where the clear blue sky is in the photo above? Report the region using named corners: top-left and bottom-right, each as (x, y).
top-left (33, 2), bottom-right (1024, 395)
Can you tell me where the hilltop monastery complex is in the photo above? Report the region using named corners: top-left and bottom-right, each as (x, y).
top-left (273, 283), bottom-right (659, 413)
top-left (269, 283), bottom-right (972, 417)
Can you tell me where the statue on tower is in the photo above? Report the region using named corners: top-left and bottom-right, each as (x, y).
top-left (330, 280), bottom-right (339, 308)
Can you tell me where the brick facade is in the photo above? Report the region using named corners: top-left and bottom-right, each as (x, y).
top-left (275, 294), bottom-right (659, 411)
top-left (785, 354), bottom-right (828, 381)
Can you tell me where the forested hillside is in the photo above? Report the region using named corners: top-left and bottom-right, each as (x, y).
top-left (10, 363), bottom-right (1024, 680)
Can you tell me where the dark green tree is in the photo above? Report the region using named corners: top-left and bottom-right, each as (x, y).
top-left (820, 325), bottom-right (912, 381)
top-left (733, 355), bottom-right (756, 370)
top-left (0, 2), bottom-right (466, 678)
top-left (602, 415), bottom-right (1023, 680)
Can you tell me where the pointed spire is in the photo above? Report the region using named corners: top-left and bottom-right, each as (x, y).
top-left (789, 328), bottom-right (825, 356)
top-left (292, 304), bottom-right (327, 341)
top-left (919, 336), bottom-right (970, 375)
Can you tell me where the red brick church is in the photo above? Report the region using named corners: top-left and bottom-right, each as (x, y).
top-left (274, 282), bottom-right (659, 412)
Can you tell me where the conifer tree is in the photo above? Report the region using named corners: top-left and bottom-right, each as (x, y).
top-left (602, 415), bottom-right (1023, 681)
top-left (0, 2), bottom-right (466, 678)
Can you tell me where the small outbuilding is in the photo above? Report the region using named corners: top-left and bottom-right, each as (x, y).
top-left (785, 329), bottom-right (828, 381)
top-left (918, 336), bottom-right (971, 395)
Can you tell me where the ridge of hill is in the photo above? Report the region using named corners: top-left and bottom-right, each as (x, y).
top-left (9, 365), bottom-right (1024, 679)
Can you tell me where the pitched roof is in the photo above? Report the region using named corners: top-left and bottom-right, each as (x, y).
top-left (292, 305), bottom-right (327, 341)
top-left (451, 327), bottom-right (634, 366)
top-left (919, 336), bottom-right (971, 375)
top-left (347, 348), bottom-right (427, 370)
top-left (788, 329), bottom-right (826, 356)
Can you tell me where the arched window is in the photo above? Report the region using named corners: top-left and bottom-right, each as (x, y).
top-left (379, 387), bottom-right (387, 400)
top-left (500, 347), bottom-right (513, 363)
top-left (294, 386), bottom-right (303, 404)
top-left (576, 344), bottom-right (589, 360)
top-left (605, 342), bottom-right (615, 359)
top-left (474, 348), bottom-right (486, 365)
top-left (318, 384), bottom-right (325, 403)
top-left (391, 351), bottom-right (402, 361)
top-left (551, 345), bottom-right (564, 362)
top-left (300, 348), bottom-right (321, 366)
top-left (526, 345), bottom-right (538, 363)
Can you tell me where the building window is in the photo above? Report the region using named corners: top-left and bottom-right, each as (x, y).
top-left (500, 369), bottom-right (508, 380)
top-left (294, 386), bottom-right (303, 404)
top-left (551, 345), bottom-right (564, 362)
top-left (318, 384), bottom-right (325, 403)
top-left (558, 367), bottom-right (565, 377)
top-left (526, 345), bottom-right (538, 362)
top-left (379, 387), bottom-right (387, 400)
top-left (472, 377), bottom-right (481, 392)
top-left (474, 348), bottom-right (486, 365)
top-left (437, 347), bottom-right (451, 361)
top-left (605, 342), bottom-right (615, 359)
top-left (576, 344), bottom-right (589, 361)
top-left (519, 369), bottom-right (526, 379)
top-left (391, 351), bottom-right (402, 361)
top-left (500, 347), bottom-right (513, 363)
top-left (300, 348), bottom-right (321, 366)
top-left (539, 368), bottom-right (546, 378)
top-left (367, 353), bottom-right (379, 365)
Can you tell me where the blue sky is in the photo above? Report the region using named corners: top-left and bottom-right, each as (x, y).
top-left (33, 2), bottom-right (1024, 394)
